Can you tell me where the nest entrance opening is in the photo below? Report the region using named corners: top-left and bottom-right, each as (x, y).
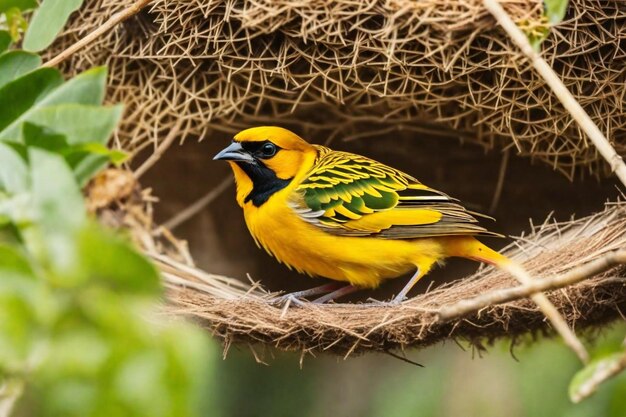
top-left (137, 129), bottom-right (620, 301)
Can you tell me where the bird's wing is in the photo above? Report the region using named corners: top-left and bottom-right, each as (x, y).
top-left (289, 146), bottom-right (500, 239)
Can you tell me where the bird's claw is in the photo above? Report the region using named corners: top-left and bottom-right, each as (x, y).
top-left (364, 296), bottom-right (406, 306)
top-left (270, 293), bottom-right (307, 307)
top-left (274, 294), bottom-right (308, 318)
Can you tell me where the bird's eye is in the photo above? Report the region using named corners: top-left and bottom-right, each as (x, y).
top-left (259, 142), bottom-right (277, 158)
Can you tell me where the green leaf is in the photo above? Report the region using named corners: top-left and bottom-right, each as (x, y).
top-left (23, 0), bottom-right (85, 52)
top-left (21, 122), bottom-right (126, 186)
top-left (0, 68), bottom-right (63, 134)
top-left (0, 31), bottom-right (11, 53)
top-left (0, 243), bottom-right (34, 278)
top-left (0, 288), bottom-right (42, 371)
top-left (21, 121), bottom-right (125, 188)
top-left (28, 148), bottom-right (85, 273)
top-left (544, 0), bottom-right (569, 25)
top-left (0, 51), bottom-right (41, 89)
top-left (0, 0), bottom-right (37, 13)
top-left (0, 244), bottom-right (46, 373)
top-left (0, 142), bottom-right (28, 193)
top-left (3, 140), bottom-right (27, 161)
top-left (71, 154), bottom-right (110, 187)
top-left (0, 67), bottom-right (108, 141)
top-left (77, 225), bottom-right (160, 294)
top-left (30, 148), bottom-right (85, 233)
top-left (528, 27), bottom-right (551, 53)
top-left (42, 329), bottom-right (110, 378)
top-left (64, 143), bottom-right (128, 186)
top-left (5, 7), bottom-right (28, 42)
top-left (22, 122), bottom-right (69, 152)
top-left (18, 104), bottom-right (123, 145)
top-left (570, 352), bottom-right (626, 403)
top-left (68, 143), bottom-right (128, 164)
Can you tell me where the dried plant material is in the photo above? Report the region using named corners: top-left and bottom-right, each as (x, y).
top-left (160, 202), bottom-right (626, 356)
top-left (55, 0), bottom-right (626, 358)
top-left (483, 0), bottom-right (626, 187)
top-left (48, 0), bottom-right (626, 178)
top-left (86, 168), bottom-right (136, 212)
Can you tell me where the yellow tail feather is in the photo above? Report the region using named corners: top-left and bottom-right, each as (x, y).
top-left (442, 236), bottom-right (512, 268)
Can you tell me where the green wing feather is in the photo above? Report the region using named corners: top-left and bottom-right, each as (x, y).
top-left (290, 146), bottom-right (500, 239)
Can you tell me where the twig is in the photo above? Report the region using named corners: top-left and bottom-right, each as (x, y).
top-left (571, 351), bottom-right (626, 403)
top-left (483, 0), bottom-right (626, 188)
top-left (0, 379), bottom-right (24, 417)
top-left (134, 119), bottom-right (183, 178)
top-left (43, 0), bottom-right (154, 68)
top-left (438, 250), bottom-right (626, 319)
top-left (501, 261), bottom-right (590, 363)
top-left (160, 177), bottom-right (233, 231)
top-left (489, 149), bottom-right (509, 214)
top-left (384, 350), bottom-right (424, 367)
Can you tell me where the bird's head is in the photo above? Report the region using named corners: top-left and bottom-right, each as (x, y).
top-left (214, 126), bottom-right (317, 206)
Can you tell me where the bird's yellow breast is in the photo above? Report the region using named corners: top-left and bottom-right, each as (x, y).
top-left (241, 186), bottom-right (444, 288)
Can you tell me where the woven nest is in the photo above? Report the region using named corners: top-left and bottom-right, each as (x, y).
top-left (90, 166), bottom-right (626, 356)
top-left (51, 0), bottom-right (626, 178)
top-left (65, 0), bottom-right (626, 356)
top-left (162, 203), bottom-right (626, 355)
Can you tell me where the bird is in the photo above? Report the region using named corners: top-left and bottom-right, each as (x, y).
top-left (213, 126), bottom-right (511, 303)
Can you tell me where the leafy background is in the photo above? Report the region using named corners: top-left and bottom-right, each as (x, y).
top-left (0, 2), bottom-right (215, 416)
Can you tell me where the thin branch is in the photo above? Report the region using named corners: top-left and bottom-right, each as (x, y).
top-left (384, 350), bottom-right (424, 367)
top-left (438, 250), bottom-right (626, 320)
top-left (160, 177), bottom-right (233, 231)
top-left (43, 0), bottom-right (154, 68)
top-left (0, 379), bottom-right (23, 417)
top-left (489, 149), bottom-right (509, 214)
top-left (571, 351), bottom-right (626, 403)
top-left (483, 0), bottom-right (626, 188)
top-left (501, 261), bottom-right (590, 363)
top-left (134, 118), bottom-right (183, 179)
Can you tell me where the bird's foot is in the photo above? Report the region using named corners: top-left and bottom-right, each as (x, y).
top-left (365, 297), bottom-right (386, 305)
top-left (389, 294), bottom-right (407, 305)
top-left (270, 293), bottom-right (307, 306)
top-left (269, 283), bottom-right (343, 307)
top-left (365, 294), bottom-right (406, 306)
top-left (271, 294), bottom-right (310, 320)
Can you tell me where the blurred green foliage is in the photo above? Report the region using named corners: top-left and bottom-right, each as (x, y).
top-left (543, 0), bottom-right (569, 25)
top-left (215, 326), bottom-right (626, 417)
top-left (0, 0), bottom-right (83, 50)
top-left (525, 0), bottom-right (569, 51)
top-left (22, 0), bottom-right (84, 51)
top-left (0, 9), bottom-right (215, 417)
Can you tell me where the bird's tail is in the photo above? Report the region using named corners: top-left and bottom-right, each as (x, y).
top-left (442, 236), bottom-right (513, 269)
top-left (443, 236), bottom-right (589, 361)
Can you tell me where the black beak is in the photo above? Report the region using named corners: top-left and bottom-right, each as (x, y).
top-left (213, 142), bottom-right (255, 163)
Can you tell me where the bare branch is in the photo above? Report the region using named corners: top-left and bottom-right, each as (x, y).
top-left (500, 261), bottom-right (590, 363)
top-left (489, 149), bottom-right (509, 214)
top-left (160, 177), bottom-right (233, 231)
top-left (134, 118), bottom-right (183, 179)
top-left (0, 379), bottom-right (23, 417)
top-left (438, 250), bottom-right (626, 320)
top-left (43, 0), bottom-right (154, 68)
top-left (483, 0), bottom-right (626, 187)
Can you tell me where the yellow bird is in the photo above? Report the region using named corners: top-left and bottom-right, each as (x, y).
top-left (214, 126), bottom-right (510, 303)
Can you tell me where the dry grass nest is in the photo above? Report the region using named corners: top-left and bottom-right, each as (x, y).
top-left (51, 0), bottom-right (626, 179)
top-left (89, 168), bottom-right (626, 356)
top-left (65, 0), bottom-right (626, 356)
